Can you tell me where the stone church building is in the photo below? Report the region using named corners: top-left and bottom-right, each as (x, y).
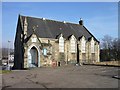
top-left (14, 15), bottom-right (100, 69)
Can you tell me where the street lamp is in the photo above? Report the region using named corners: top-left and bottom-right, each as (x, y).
top-left (8, 40), bottom-right (11, 70)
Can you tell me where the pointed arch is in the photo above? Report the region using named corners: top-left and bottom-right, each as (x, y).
top-left (90, 37), bottom-right (95, 53)
top-left (59, 34), bottom-right (64, 53)
top-left (80, 36), bottom-right (86, 53)
top-left (27, 44), bottom-right (40, 68)
top-left (70, 35), bottom-right (76, 53)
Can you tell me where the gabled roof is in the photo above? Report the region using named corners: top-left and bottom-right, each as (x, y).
top-left (56, 33), bottom-right (63, 39)
top-left (19, 15), bottom-right (99, 42)
top-left (78, 35), bottom-right (86, 40)
top-left (24, 33), bottom-right (42, 45)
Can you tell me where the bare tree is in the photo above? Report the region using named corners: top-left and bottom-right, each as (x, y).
top-left (102, 35), bottom-right (113, 49)
top-left (111, 38), bottom-right (120, 60)
top-left (100, 35), bottom-right (120, 61)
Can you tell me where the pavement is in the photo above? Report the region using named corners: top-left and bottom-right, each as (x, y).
top-left (1, 65), bottom-right (119, 89)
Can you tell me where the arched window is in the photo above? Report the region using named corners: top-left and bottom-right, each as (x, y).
top-left (59, 34), bottom-right (64, 52)
top-left (91, 38), bottom-right (95, 53)
top-left (81, 37), bottom-right (86, 53)
top-left (70, 35), bottom-right (76, 53)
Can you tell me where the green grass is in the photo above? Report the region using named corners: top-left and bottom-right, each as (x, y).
top-left (0, 70), bottom-right (11, 74)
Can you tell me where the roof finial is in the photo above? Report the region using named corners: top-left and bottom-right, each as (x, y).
top-left (79, 18), bottom-right (83, 25)
top-left (42, 18), bottom-right (46, 20)
top-left (63, 21), bottom-right (66, 23)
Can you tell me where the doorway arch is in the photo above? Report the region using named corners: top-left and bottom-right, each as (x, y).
top-left (27, 44), bottom-right (40, 68)
top-left (30, 47), bottom-right (38, 67)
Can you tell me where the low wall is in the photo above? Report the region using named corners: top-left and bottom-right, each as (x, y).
top-left (93, 61), bottom-right (120, 67)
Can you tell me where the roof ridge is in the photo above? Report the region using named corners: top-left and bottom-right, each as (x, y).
top-left (20, 15), bottom-right (80, 25)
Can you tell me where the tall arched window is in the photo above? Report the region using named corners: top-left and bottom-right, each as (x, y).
top-left (70, 35), bottom-right (76, 53)
top-left (81, 37), bottom-right (86, 53)
top-left (91, 37), bottom-right (95, 53)
top-left (59, 34), bottom-right (64, 52)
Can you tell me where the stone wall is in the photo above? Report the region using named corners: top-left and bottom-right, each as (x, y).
top-left (94, 61), bottom-right (120, 66)
top-left (23, 36), bottom-right (100, 68)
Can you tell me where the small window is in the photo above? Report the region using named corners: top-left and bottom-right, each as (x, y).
top-left (32, 37), bottom-right (37, 42)
top-left (43, 48), bottom-right (47, 55)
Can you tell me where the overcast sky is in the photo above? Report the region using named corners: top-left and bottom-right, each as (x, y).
top-left (2, 2), bottom-right (118, 49)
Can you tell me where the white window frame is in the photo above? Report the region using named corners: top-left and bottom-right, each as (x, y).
top-left (91, 38), bottom-right (95, 53)
top-left (81, 37), bottom-right (86, 53)
top-left (59, 35), bottom-right (64, 53)
top-left (70, 35), bottom-right (76, 53)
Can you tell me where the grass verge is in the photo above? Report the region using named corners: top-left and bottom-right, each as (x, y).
top-left (0, 70), bottom-right (11, 74)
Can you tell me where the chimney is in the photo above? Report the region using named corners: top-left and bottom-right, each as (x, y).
top-left (79, 18), bottom-right (83, 25)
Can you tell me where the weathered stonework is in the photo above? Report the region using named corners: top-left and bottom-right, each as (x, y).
top-left (22, 36), bottom-right (100, 68)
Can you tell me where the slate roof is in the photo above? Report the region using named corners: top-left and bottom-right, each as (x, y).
top-left (20, 15), bottom-right (99, 42)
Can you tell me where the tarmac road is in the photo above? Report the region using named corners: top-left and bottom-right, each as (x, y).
top-left (2, 65), bottom-right (119, 89)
